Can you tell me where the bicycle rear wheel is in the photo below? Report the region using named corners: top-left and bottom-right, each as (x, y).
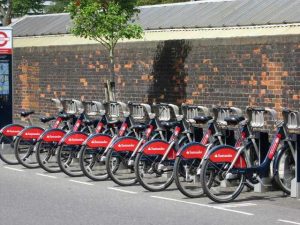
top-left (200, 147), bottom-right (246, 203)
top-left (106, 147), bottom-right (137, 186)
top-left (274, 147), bottom-right (295, 194)
top-left (14, 136), bottom-right (39, 168)
top-left (135, 152), bottom-right (174, 192)
top-left (0, 134), bottom-right (18, 165)
top-left (57, 144), bottom-right (83, 177)
top-left (79, 146), bottom-right (108, 181)
top-left (36, 140), bottom-right (60, 173)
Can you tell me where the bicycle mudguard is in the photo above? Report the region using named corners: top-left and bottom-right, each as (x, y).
top-left (59, 131), bottom-right (89, 145)
top-left (38, 128), bottom-right (67, 142)
top-left (208, 145), bottom-right (247, 168)
top-left (0, 124), bottom-right (24, 137)
top-left (111, 136), bottom-right (139, 152)
top-left (176, 142), bottom-right (206, 159)
top-left (83, 133), bottom-right (112, 149)
top-left (141, 139), bottom-right (176, 160)
top-left (18, 126), bottom-right (45, 140)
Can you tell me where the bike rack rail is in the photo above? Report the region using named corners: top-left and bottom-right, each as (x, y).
top-left (283, 109), bottom-right (300, 199)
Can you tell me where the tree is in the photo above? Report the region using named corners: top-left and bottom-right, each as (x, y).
top-left (68, 0), bottom-right (143, 101)
top-left (45, 0), bottom-right (70, 14)
top-left (0, 0), bottom-right (43, 26)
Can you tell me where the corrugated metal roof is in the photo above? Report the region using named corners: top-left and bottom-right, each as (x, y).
top-left (12, 0), bottom-right (300, 37)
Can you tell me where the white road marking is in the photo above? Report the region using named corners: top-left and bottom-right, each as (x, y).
top-left (36, 173), bottom-right (57, 179)
top-left (151, 196), bottom-right (254, 216)
top-left (108, 187), bottom-right (138, 194)
top-left (218, 203), bottom-right (257, 208)
top-left (278, 219), bottom-right (300, 225)
top-left (69, 180), bottom-right (94, 186)
top-left (4, 166), bottom-right (24, 172)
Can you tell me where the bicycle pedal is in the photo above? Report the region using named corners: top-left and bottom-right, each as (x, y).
top-left (196, 168), bottom-right (201, 175)
top-left (157, 163), bottom-right (165, 171)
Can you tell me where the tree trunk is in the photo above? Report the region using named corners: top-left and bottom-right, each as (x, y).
top-left (1, 0), bottom-right (12, 26)
top-left (108, 47), bottom-right (115, 101)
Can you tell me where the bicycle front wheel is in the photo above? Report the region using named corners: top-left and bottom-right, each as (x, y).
top-left (14, 136), bottom-right (39, 168)
top-left (57, 144), bottom-right (83, 177)
top-left (200, 147), bottom-right (246, 203)
top-left (135, 152), bottom-right (174, 192)
top-left (36, 140), bottom-right (60, 173)
top-left (274, 147), bottom-right (295, 194)
top-left (0, 134), bottom-right (18, 165)
top-left (174, 156), bottom-right (204, 198)
top-left (79, 146), bottom-right (108, 181)
top-left (106, 147), bottom-right (137, 186)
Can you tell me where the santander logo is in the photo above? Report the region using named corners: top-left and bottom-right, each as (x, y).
top-left (118, 144), bottom-right (135, 148)
top-left (46, 135), bottom-right (63, 139)
top-left (25, 132), bottom-right (41, 136)
top-left (148, 147), bottom-right (165, 151)
top-left (6, 130), bottom-right (20, 134)
top-left (91, 140), bottom-right (108, 144)
top-left (69, 138), bottom-right (85, 142)
top-left (186, 150), bottom-right (203, 155)
top-left (214, 154), bottom-right (233, 158)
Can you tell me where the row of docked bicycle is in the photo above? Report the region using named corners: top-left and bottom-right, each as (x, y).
top-left (0, 98), bottom-right (298, 203)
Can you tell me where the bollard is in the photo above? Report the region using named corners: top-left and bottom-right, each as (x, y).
top-left (291, 134), bottom-right (300, 198)
top-left (254, 131), bottom-right (272, 193)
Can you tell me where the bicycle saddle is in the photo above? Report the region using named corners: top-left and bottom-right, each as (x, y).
top-left (193, 116), bottom-right (213, 124)
top-left (20, 110), bottom-right (35, 117)
top-left (40, 116), bottom-right (55, 123)
top-left (161, 121), bottom-right (181, 128)
top-left (224, 116), bottom-right (245, 126)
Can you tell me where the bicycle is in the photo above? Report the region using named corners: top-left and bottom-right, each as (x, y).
top-left (79, 101), bottom-right (152, 181)
top-left (12, 99), bottom-right (73, 168)
top-left (200, 107), bottom-right (296, 203)
top-left (36, 100), bottom-right (101, 173)
top-left (134, 103), bottom-right (198, 192)
top-left (105, 102), bottom-right (170, 186)
top-left (174, 105), bottom-right (245, 198)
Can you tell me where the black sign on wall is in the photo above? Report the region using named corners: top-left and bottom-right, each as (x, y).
top-left (0, 28), bottom-right (13, 128)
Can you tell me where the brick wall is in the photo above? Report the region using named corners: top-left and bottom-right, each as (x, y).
top-left (13, 35), bottom-right (300, 120)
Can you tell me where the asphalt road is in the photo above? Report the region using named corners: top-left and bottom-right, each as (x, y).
top-left (1, 161), bottom-right (300, 225)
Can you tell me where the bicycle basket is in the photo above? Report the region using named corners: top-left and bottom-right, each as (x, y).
top-left (128, 102), bottom-right (151, 123)
top-left (246, 107), bottom-right (277, 130)
top-left (64, 99), bottom-right (84, 114)
top-left (283, 109), bottom-right (300, 132)
top-left (213, 106), bottom-right (243, 126)
top-left (104, 101), bottom-right (128, 122)
top-left (181, 104), bottom-right (210, 123)
top-left (155, 103), bottom-right (179, 121)
top-left (51, 98), bottom-right (64, 112)
top-left (83, 101), bottom-right (105, 116)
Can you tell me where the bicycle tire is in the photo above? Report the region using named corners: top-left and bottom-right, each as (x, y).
top-left (273, 146), bottom-right (295, 194)
top-left (200, 146), bottom-right (246, 203)
top-left (134, 151), bottom-right (174, 192)
top-left (106, 147), bottom-right (137, 186)
top-left (79, 145), bottom-right (109, 181)
top-left (36, 140), bottom-right (61, 173)
top-left (14, 136), bottom-right (39, 168)
top-left (57, 144), bottom-right (83, 177)
top-left (0, 134), bottom-right (19, 165)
